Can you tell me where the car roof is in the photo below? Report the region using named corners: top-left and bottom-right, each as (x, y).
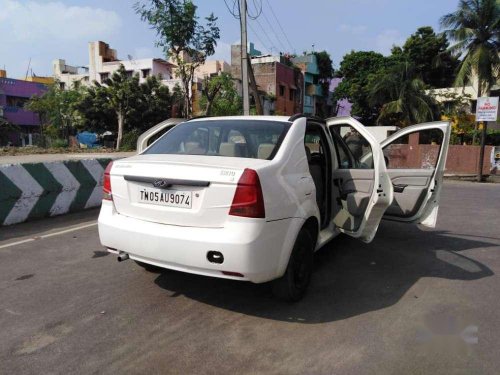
top-left (188, 115), bottom-right (291, 123)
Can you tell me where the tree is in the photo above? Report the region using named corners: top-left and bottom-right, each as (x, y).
top-left (137, 74), bottom-right (173, 129)
top-left (398, 26), bottom-right (459, 88)
top-left (200, 72), bottom-right (242, 116)
top-left (369, 61), bottom-right (438, 126)
top-left (135, 0), bottom-right (220, 118)
top-left (26, 82), bottom-right (84, 140)
top-left (441, 0), bottom-right (500, 181)
top-left (333, 51), bottom-right (391, 125)
top-left (100, 65), bottom-right (142, 150)
top-left (76, 84), bottom-right (116, 134)
top-left (78, 67), bottom-right (174, 149)
top-left (313, 50), bottom-right (334, 116)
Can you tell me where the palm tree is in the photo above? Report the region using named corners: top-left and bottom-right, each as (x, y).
top-left (440, 0), bottom-right (499, 98)
top-left (369, 61), bottom-right (437, 126)
top-left (440, 0), bottom-right (499, 181)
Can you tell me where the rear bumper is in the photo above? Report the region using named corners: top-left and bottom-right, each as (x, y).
top-left (98, 201), bottom-right (303, 283)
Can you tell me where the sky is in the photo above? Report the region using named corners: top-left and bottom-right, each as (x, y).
top-left (0, 0), bottom-right (461, 79)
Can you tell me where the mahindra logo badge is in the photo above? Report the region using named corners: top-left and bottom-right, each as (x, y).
top-left (153, 179), bottom-right (169, 188)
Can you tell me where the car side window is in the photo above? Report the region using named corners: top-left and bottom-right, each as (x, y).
top-left (330, 125), bottom-right (373, 169)
top-left (383, 129), bottom-right (444, 169)
top-left (305, 132), bottom-right (324, 158)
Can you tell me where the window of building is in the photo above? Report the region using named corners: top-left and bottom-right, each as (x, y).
top-left (279, 85), bottom-right (285, 97)
top-left (141, 69), bottom-right (151, 78)
top-left (289, 89), bottom-right (295, 101)
top-left (59, 82), bottom-right (65, 90)
top-left (126, 70), bottom-right (134, 78)
top-left (100, 73), bottom-right (109, 82)
top-left (6, 96), bottom-right (29, 108)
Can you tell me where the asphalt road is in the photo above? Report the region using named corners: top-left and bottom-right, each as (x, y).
top-left (1, 181), bottom-right (499, 374)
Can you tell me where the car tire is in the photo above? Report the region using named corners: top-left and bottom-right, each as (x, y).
top-left (272, 228), bottom-right (314, 302)
top-left (134, 261), bottom-right (163, 273)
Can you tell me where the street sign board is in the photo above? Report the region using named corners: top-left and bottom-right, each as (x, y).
top-left (476, 96), bottom-right (499, 122)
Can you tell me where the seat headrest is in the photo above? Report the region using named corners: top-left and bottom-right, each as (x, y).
top-left (258, 143), bottom-right (275, 159)
top-left (185, 141), bottom-right (204, 154)
top-left (305, 146), bottom-right (312, 162)
top-left (219, 142), bottom-right (247, 157)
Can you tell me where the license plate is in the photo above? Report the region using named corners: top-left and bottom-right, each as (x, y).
top-left (138, 188), bottom-right (192, 209)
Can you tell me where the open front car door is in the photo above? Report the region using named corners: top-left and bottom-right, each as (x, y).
top-left (380, 121), bottom-right (451, 228)
top-left (326, 117), bottom-right (393, 243)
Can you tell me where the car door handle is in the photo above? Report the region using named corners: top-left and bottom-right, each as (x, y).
top-left (393, 184), bottom-right (408, 193)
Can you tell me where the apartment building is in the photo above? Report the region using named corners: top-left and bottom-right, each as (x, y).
top-left (0, 70), bottom-right (48, 145)
top-left (231, 43), bottom-right (304, 115)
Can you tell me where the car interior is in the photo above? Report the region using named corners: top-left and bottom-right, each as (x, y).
top-left (328, 125), bottom-right (375, 232)
top-left (304, 122), bottom-right (332, 229)
top-left (382, 128), bottom-right (444, 219)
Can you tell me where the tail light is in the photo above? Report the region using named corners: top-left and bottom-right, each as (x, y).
top-left (229, 168), bottom-right (265, 218)
top-left (103, 161), bottom-right (113, 200)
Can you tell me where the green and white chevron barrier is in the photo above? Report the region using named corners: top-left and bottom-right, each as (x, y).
top-left (0, 159), bottom-right (112, 226)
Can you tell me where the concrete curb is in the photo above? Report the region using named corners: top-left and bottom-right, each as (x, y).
top-left (0, 158), bottom-right (113, 226)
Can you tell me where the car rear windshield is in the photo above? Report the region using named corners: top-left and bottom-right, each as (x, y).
top-left (143, 119), bottom-right (291, 160)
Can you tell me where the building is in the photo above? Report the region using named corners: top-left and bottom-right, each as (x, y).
top-left (24, 76), bottom-right (55, 85)
top-left (291, 54), bottom-right (324, 115)
top-left (329, 78), bottom-right (352, 116)
top-left (194, 60), bottom-right (231, 80)
top-left (428, 74), bottom-right (500, 131)
top-left (0, 72), bottom-right (48, 146)
top-left (54, 41), bottom-right (177, 90)
top-left (54, 41), bottom-right (232, 117)
top-left (231, 43), bottom-right (304, 116)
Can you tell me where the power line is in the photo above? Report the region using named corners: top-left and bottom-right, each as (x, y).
top-left (264, 0), bottom-right (295, 53)
top-left (260, 8), bottom-right (287, 52)
top-left (224, 0), bottom-right (240, 19)
top-left (247, 0), bottom-right (262, 20)
top-left (253, 17), bottom-right (277, 53)
top-left (247, 22), bottom-right (271, 54)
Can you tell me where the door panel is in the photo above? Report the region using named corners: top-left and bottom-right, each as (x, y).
top-left (327, 116), bottom-right (392, 243)
top-left (384, 169), bottom-right (433, 217)
top-left (332, 169), bottom-right (374, 231)
top-left (380, 121), bottom-right (451, 227)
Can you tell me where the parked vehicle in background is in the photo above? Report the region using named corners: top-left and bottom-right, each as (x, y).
top-left (98, 115), bottom-right (451, 301)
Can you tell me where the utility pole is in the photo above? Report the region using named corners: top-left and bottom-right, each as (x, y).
top-left (240, 0), bottom-right (250, 115)
top-left (248, 59), bottom-right (263, 115)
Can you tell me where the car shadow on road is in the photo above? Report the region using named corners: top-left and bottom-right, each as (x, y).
top-left (153, 221), bottom-right (496, 324)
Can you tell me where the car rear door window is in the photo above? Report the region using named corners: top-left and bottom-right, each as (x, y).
top-left (144, 120), bottom-right (291, 160)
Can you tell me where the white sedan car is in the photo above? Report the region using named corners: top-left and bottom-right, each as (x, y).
top-left (98, 115), bottom-right (450, 301)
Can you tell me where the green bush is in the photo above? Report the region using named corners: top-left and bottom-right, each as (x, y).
top-left (120, 129), bottom-right (140, 151)
top-left (51, 139), bottom-right (68, 148)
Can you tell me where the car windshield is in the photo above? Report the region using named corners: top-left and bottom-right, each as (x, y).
top-left (143, 119), bottom-right (291, 160)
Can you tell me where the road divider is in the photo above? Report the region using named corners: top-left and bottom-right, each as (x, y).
top-left (0, 159), bottom-right (112, 226)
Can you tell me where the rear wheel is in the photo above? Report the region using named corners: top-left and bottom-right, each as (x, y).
top-left (134, 261), bottom-right (163, 273)
top-left (272, 228), bottom-right (314, 302)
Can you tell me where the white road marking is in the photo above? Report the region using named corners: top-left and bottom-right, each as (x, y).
top-left (0, 222), bottom-right (97, 250)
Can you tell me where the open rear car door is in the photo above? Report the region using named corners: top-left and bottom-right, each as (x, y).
top-left (379, 121), bottom-right (451, 227)
top-left (136, 118), bottom-right (185, 153)
top-left (326, 117), bottom-right (393, 243)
